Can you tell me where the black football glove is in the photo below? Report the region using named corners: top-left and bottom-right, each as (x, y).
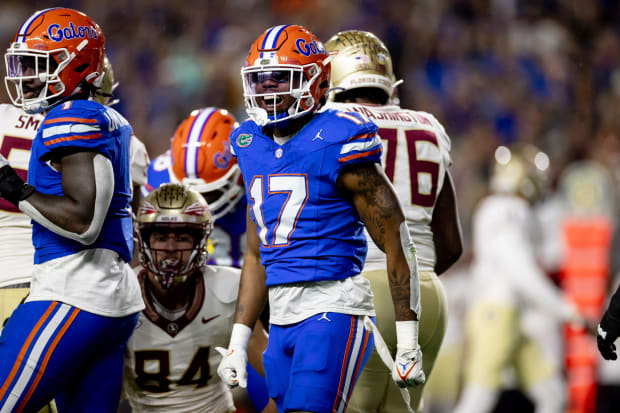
top-left (598, 291), bottom-right (620, 361)
top-left (0, 155), bottom-right (35, 207)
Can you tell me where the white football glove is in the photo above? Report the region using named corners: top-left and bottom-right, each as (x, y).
top-left (215, 323), bottom-right (252, 388)
top-left (215, 345), bottom-right (248, 388)
top-left (392, 320), bottom-right (425, 388)
top-left (392, 345), bottom-right (425, 388)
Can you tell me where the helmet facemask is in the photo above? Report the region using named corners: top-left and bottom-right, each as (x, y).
top-left (4, 8), bottom-right (106, 114)
top-left (241, 64), bottom-right (321, 126)
top-left (182, 165), bottom-right (243, 221)
top-left (139, 225), bottom-right (208, 290)
top-left (5, 46), bottom-right (70, 113)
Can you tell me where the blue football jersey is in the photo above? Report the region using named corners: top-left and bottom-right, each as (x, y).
top-left (142, 151), bottom-right (247, 268)
top-left (28, 100), bottom-right (134, 264)
top-left (230, 109), bottom-right (381, 286)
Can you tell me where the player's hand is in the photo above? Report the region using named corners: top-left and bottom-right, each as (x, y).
top-left (0, 154), bottom-right (32, 206)
top-left (597, 310), bottom-right (620, 360)
top-left (215, 345), bottom-right (248, 388)
top-left (392, 345), bottom-right (425, 388)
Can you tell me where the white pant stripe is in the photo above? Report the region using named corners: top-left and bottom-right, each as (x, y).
top-left (336, 316), bottom-right (365, 413)
top-left (2, 303), bottom-right (71, 412)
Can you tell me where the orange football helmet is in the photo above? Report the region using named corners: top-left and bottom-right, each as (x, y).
top-left (171, 107), bottom-right (243, 220)
top-left (4, 8), bottom-right (105, 113)
top-left (241, 25), bottom-right (331, 125)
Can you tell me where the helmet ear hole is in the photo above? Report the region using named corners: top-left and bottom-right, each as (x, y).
top-left (74, 63), bottom-right (89, 73)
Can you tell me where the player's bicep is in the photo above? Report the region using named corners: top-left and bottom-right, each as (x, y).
top-left (338, 162), bottom-right (404, 252)
top-left (60, 151), bottom-right (98, 205)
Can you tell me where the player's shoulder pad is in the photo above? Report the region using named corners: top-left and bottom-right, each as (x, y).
top-left (45, 100), bottom-right (130, 132)
top-left (317, 108), bottom-right (378, 144)
top-left (45, 99), bottom-right (104, 122)
top-left (229, 119), bottom-right (260, 153)
top-left (203, 265), bottom-right (241, 304)
top-left (143, 151), bottom-right (173, 194)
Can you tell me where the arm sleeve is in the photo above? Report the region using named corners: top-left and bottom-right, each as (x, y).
top-left (19, 154), bottom-right (114, 245)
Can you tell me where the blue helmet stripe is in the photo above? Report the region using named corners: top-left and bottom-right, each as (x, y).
top-left (185, 108), bottom-right (216, 179)
top-left (17, 8), bottom-right (62, 42)
top-left (262, 25), bottom-right (289, 50)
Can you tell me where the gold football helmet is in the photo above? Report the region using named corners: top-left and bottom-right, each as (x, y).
top-left (325, 30), bottom-right (400, 103)
top-left (93, 55), bottom-right (119, 106)
top-left (490, 144), bottom-right (550, 203)
top-left (136, 183), bottom-right (214, 288)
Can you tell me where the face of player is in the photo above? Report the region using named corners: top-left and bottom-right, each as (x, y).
top-left (148, 229), bottom-right (196, 279)
top-left (13, 56), bottom-right (47, 100)
top-left (252, 70), bottom-right (301, 115)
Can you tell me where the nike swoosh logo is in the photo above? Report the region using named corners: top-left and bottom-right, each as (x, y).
top-left (202, 314), bottom-right (220, 324)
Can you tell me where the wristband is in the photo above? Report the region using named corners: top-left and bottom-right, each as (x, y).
top-left (230, 323), bottom-right (253, 349)
top-left (396, 320), bottom-right (419, 349)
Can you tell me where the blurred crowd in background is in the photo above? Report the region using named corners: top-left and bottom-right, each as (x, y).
top-left (1, 0), bottom-right (618, 412)
top-left (1, 0), bottom-right (618, 241)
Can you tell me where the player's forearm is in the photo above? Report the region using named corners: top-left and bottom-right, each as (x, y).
top-left (607, 284), bottom-right (620, 318)
top-left (432, 172), bottom-right (463, 275)
top-left (21, 192), bottom-right (94, 233)
top-left (247, 319), bottom-right (269, 377)
top-left (387, 255), bottom-right (418, 321)
top-left (385, 220), bottom-right (420, 321)
top-left (234, 255), bottom-right (268, 327)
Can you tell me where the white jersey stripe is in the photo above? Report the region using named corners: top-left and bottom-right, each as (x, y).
top-left (42, 123), bottom-right (101, 139)
top-left (185, 108), bottom-right (215, 179)
top-left (336, 316), bottom-right (365, 413)
top-left (340, 135), bottom-right (382, 155)
top-left (2, 303), bottom-right (71, 411)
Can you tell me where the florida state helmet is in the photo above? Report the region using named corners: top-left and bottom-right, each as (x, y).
top-left (4, 8), bottom-right (105, 113)
top-left (241, 25), bottom-right (331, 125)
top-left (171, 107), bottom-right (243, 220)
top-left (136, 183), bottom-right (214, 289)
top-left (491, 144), bottom-right (550, 203)
top-left (93, 54), bottom-right (119, 106)
top-left (325, 30), bottom-right (399, 103)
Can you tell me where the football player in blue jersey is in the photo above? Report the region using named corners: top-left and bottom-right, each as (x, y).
top-left (141, 107), bottom-right (245, 268)
top-left (0, 8), bottom-right (144, 412)
top-left (216, 25), bottom-right (425, 413)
